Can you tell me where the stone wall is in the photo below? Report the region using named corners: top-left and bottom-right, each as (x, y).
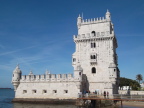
top-left (15, 81), bottom-right (81, 99)
top-left (118, 90), bottom-right (144, 95)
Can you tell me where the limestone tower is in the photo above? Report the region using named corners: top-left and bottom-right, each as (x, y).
top-left (12, 65), bottom-right (22, 91)
top-left (72, 10), bottom-right (120, 94)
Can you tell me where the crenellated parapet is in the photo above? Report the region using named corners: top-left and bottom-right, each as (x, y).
top-left (81, 17), bottom-right (109, 25)
top-left (77, 10), bottom-right (111, 27)
top-left (21, 73), bottom-right (82, 82)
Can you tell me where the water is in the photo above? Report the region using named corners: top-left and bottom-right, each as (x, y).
top-left (0, 89), bottom-right (142, 108)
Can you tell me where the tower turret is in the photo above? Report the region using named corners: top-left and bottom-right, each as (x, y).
top-left (109, 63), bottom-right (117, 81)
top-left (109, 63), bottom-right (119, 94)
top-left (105, 9), bottom-right (111, 21)
top-left (12, 65), bottom-right (22, 91)
top-left (74, 64), bottom-right (83, 81)
top-left (77, 15), bottom-right (82, 30)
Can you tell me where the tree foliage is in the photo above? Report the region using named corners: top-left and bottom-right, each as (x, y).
top-left (136, 74), bottom-right (143, 84)
top-left (119, 77), bottom-right (140, 90)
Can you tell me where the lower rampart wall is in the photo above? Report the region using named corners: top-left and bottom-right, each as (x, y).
top-left (15, 81), bottom-right (81, 99)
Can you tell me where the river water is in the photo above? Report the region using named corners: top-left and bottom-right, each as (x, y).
top-left (0, 89), bottom-right (140, 108)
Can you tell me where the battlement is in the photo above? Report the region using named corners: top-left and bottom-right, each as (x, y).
top-left (81, 17), bottom-right (109, 25)
top-left (77, 10), bottom-right (111, 26)
top-left (21, 73), bottom-right (82, 82)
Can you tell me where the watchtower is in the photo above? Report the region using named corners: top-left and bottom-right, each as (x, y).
top-left (73, 10), bottom-right (120, 94)
top-left (12, 65), bottom-right (22, 91)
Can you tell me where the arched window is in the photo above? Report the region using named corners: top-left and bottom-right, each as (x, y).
top-left (91, 55), bottom-right (93, 59)
top-left (91, 43), bottom-right (96, 48)
top-left (91, 43), bottom-right (93, 48)
top-left (73, 58), bottom-right (76, 62)
top-left (94, 43), bottom-right (96, 48)
top-left (92, 67), bottom-right (96, 73)
top-left (90, 55), bottom-right (96, 59)
top-left (93, 55), bottom-right (96, 59)
top-left (92, 31), bottom-right (96, 36)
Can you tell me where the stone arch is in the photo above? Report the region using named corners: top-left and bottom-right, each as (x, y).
top-left (91, 31), bottom-right (96, 36)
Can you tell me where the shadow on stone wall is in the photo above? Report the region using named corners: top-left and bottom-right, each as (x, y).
top-left (82, 74), bottom-right (89, 93)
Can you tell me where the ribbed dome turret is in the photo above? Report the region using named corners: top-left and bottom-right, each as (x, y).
top-left (12, 64), bottom-right (22, 91)
top-left (106, 9), bottom-right (110, 15)
top-left (13, 65), bottom-right (22, 74)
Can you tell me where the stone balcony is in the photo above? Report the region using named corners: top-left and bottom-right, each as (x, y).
top-left (90, 59), bottom-right (97, 65)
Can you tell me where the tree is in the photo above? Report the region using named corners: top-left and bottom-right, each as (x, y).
top-left (119, 77), bottom-right (140, 90)
top-left (136, 74), bottom-right (143, 84)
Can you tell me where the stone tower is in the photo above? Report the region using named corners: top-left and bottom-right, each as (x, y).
top-left (12, 65), bottom-right (22, 91)
top-left (72, 10), bottom-right (120, 95)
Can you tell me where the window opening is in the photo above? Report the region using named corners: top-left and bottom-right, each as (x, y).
top-left (92, 31), bottom-right (96, 36)
top-left (91, 43), bottom-right (93, 48)
top-left (92, 67), bottom-right (96, 73)
top-left (73, 58), bottom-right (76, 62)
top-left (91, 43), bottom-right (96, 48)
top-left (90, 55), bottom-right (96, 59)
top-left (43, 90), bottom-right (47, 93)
top-left (93, 55), bottom-right (96, 59)
top-left (32, 90), bottom-right (37, 94)
top-left (64, 90), bottom-right (68, 94)
top-left (53, 90), bottom-right (57, 93)
top-left (23, 90), bottom-right (27, 94)
top-left (91, 55), bottom-right (93, 59)
top-left (94, 43), bottom-right (96, 48)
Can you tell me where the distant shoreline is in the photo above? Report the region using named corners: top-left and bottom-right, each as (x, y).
top-left (0, 88), bottom-right (11, 89)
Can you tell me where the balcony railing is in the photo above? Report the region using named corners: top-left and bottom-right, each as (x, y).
top-left (90, 59), bottom-right (97, 64)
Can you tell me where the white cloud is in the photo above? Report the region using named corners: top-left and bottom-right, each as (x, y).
top-left (0, 64), bottom-right (13, 71)
top-left (0, 45), bottom-right (37, 56)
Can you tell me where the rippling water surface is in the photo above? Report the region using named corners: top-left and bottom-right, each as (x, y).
top-left (0, 89), bottom-right (140, 108)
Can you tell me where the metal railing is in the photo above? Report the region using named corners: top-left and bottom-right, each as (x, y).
top-left (78, 93), bottom-right (144, 101)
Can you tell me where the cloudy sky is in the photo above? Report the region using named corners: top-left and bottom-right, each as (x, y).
top-left (0, 0), bottom-right (144, 88)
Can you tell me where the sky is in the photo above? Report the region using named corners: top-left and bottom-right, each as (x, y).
top-left (0, 0), bottom-right (144, 88)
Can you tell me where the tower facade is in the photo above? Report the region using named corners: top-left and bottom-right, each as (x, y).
top-left (73, 10), bottom-right (120, 94)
